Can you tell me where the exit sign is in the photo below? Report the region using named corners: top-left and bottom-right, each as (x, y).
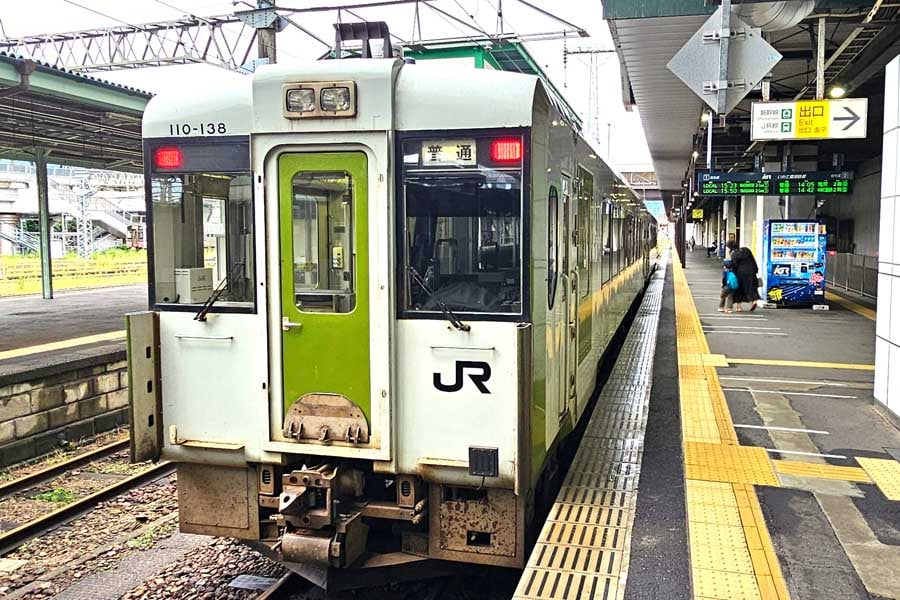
top-left (751, 98), bottom-right (868, 141)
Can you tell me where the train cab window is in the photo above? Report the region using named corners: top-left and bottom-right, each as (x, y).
top-left (290, 171), bottom-right (356, 313)
top-left (399, 136), bottom-right (524, 317)
top-left (548, 185), bottom-right (559, 309)
top-left (150, 173), bottom-right (254, 308)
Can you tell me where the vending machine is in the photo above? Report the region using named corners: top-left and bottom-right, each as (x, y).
top-left (762, 220), bottom-right (827, 307)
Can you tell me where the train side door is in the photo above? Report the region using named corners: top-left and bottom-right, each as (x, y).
top-left (559, 174), bottom-right (577, 419)
top-left (277, 152), bottom-right (372, 439)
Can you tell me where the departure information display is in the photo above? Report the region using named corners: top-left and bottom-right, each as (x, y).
top-left (698, 171), bottom-right (853, 196)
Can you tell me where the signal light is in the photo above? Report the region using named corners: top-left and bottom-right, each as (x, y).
top-left (154, 147), bottom-right (183, 169)
top-left (491, 138), bottom-right (522, 162)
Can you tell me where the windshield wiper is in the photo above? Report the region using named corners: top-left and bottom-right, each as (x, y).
top-left (194, 275), bottom-right (229, 322)
top-left (407, 266), bottom-right (471, 332)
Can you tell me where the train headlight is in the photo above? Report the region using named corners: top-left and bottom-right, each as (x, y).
top-left (283, 81), bottom-right (356, 118)
top-left (285, 88), bottom-right (316, 113)
top-left (320, 86), bottom-right (352, 112)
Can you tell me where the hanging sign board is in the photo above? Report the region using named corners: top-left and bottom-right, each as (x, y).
top-left (751, 98), bottom-right (868, 141)
top-left (698, 171), bottom-right (854, 196)
top-left (692, 209), bottom-right (704, 219)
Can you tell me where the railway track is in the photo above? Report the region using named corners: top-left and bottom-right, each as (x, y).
top-left (0, 439), bottom-right (174, 556)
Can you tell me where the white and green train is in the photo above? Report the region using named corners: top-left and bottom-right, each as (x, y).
top-left (129, 43), bottom-right (656, 588)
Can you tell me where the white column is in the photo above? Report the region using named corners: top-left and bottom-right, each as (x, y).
top-left (876, 56), bottom-right (900, 418)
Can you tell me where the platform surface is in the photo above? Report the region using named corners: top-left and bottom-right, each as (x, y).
top-left (518, 248), bottom-right (900, 600)
top-left (0, 285), bottom-right (146, 378)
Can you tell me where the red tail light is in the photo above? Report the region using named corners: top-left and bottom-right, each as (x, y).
top-left (154, 147), bottom-right (183, 169)
top-left (491, 138), bottom-right (522, 162)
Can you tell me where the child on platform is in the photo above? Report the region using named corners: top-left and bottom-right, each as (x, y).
top-left (719, 259), bottom-right (738, 313)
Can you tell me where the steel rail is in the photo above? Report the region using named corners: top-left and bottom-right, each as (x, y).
top-left (0, 461), bottom-right (174, 557)
top-left (256, 572), bottom-right (306, 599)
top-left (0, 439), bottom-right (129, 499)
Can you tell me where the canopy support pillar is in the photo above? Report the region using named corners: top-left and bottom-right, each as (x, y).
top-left (34, 148), bottom-right (53, 299)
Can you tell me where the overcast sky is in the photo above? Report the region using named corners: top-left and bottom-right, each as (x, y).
top-left (1, 0), bottom-right (652, 170)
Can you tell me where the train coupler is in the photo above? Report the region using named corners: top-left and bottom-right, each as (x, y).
top-left (281, 512), bottom-right (369, 568)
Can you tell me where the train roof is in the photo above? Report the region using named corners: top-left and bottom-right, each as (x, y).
top-left (142, 58), bottom-right (551, 139)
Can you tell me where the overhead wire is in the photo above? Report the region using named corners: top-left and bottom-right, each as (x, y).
top-left (451, 0), bottom-right (492, 38)
top-left (419, 2), bottom-right (492, 49)
top-left (61, 0), bottom-right (147, 31)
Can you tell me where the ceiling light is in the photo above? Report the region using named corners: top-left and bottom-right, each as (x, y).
top-left (692, 151), bottom-right (700, 159)
top-left (701, 112), bottom-right (712, 123)
top-left (829, 85), bottom-right (847, 99)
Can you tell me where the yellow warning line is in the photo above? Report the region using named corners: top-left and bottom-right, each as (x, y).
top-left (773, 460), bottom-right (872, 483)
top-left (825, 291), bottom-right (876, 322)
top-left (726, 357), bottom-right (874, 371)
top-left (0, 330), bottom-right (126, 361)
top-left (674, 259), bottom-right (790, 600)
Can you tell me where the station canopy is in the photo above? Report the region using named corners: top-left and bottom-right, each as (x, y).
top-left (0, 51), bottom-right (151, 172)
top-left (602, 0), bottom-right (900, 212)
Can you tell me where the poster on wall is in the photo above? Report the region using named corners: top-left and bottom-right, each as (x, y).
top-left (762, 220), bottom-right (827, 306)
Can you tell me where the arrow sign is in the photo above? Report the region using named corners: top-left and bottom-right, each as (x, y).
top-left (751, 98), bottom-right (868, 141)
top-left (834, 106), bottom-right (861, 131)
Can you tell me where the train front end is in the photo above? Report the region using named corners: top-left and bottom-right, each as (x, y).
top-left (131, 56), bottom-right (540, 585)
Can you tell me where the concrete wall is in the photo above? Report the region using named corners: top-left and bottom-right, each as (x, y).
top-left (0, 352), bottom-right (129, 466)
top-left (875, 56), bottom-right (900, 419)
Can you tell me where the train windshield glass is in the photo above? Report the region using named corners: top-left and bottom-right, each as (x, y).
top-left (149, 173), bottom-right (254, 309)
top-left (400, 136), bottom-right (523, 316)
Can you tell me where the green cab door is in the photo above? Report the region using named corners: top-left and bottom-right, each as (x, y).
top-left (278, 152), bottom-right (371, 439)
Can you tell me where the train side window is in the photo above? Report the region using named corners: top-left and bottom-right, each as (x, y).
top-left (576, 167), bottom-right (593, 299)
top-left (601, 200), bottom-right (612, 283)
top-left (548, 185), bottom-right (559, 309)
top-left (149, 173), bottom-right (255, 308)
top-left (290, 171), bottom-right (356, 314)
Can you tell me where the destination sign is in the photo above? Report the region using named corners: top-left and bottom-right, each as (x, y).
top-left (698, 171), bottom-right (853, 197)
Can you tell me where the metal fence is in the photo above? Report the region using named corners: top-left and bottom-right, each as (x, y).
top-left (826, 252), bottom-right (878, 299)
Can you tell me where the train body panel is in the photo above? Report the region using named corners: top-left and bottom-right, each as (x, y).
top-left (134, 54), bottom-right (657, 582)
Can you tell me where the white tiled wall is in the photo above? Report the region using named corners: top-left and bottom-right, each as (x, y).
top-left (876, 56), bottom-right (900, 417)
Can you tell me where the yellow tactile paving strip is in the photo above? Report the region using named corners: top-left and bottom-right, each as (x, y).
top-left (685, 442), bottom-right (781, 487)
top-left (857, 458), bottom-right (900, 500)
top-left (674, 259), bottom-right (790, 600)
top-left (773, 460), bottom-right (872, 484)
top-left (514, 260), bottom-right (666, 600)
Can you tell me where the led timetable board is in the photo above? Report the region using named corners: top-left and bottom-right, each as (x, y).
top-left (698, 171), bottom-right (853, 197)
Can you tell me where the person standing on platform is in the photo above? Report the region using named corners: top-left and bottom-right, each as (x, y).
top-left (726, 240), bottom-right (760, 312)
top-left (689, 236), bottom-right (696, 252)
top-left (719, 259), bottom-right (737, 313)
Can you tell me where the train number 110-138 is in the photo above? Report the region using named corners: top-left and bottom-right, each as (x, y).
top-left (168, 122), bottom-right (228, 136)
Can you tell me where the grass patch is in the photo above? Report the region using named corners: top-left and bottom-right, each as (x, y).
top-left (126, 522), bottom-right (174, 550)
top-left (33, 488), bottom-right (76, 503)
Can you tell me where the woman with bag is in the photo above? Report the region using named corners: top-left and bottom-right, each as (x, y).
top-left (725, 240), bottom-right (760, 312)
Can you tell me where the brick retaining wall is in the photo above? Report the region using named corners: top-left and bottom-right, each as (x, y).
top-left (0, 349), bottom-right (129, 467)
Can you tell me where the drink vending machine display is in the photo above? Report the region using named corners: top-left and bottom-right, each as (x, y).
top-left (762, 220), bottom-right (827, 306)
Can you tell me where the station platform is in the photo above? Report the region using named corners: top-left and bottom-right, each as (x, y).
top-left (516, 249), bottom-right (900, 600)
top-left (0, 285), bottom-right (146, 382)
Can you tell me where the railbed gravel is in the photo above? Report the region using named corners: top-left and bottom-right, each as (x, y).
top-left (0, 478), bottom-right (177, 597)
top-left (120, 537), bottom-right (284, 600)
